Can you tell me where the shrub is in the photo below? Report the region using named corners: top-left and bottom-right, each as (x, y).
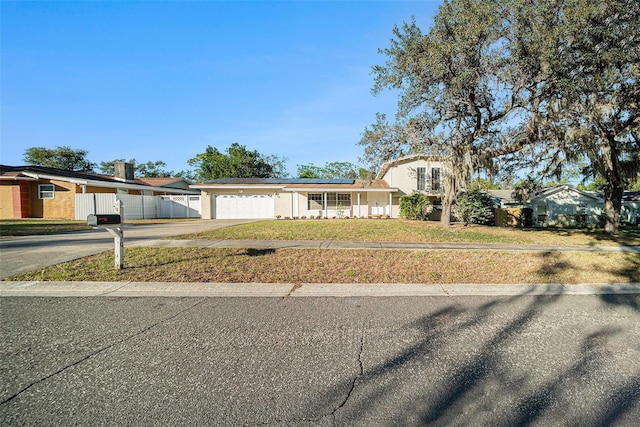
top-left (399, 192), bottom-right (433, 220)
top-left (454, 189), bottom-right (495, 226)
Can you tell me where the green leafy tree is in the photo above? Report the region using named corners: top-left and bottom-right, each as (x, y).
top-left (23, 146), bottom-right (95, 172)
top-left (362, 1), bottom-right (532, 226)
top-left (187, 143), bottom-right (287, 181)
top-left (99, 158), bottom-right (173, 178)
top-left (297, 164), bottom-right (323, 179)
top-left (363, 0), bottom-right (639, 234)
top-left (296, 161), bottom-right (365, 179)
top-left (502, 0), bottom-right (640, 234)
top-left (454, 189), bottom-right (495, 226)
top-left (399, 192), bottom-right (432, 220)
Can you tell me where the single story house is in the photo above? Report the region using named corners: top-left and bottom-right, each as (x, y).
top-left (193, 154), bottom-right (449, 219)
top-left (528, 186), bottom-right (603, 227)
top-left (0, 163), bottom-right (198, 220)
top-left (193, 178), bottom-right (397, 219)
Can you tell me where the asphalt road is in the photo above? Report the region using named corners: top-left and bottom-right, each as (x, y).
top-left (1, 294), bottom-right (638, 426)
top-left (0, 220), bottom-right (256, 279)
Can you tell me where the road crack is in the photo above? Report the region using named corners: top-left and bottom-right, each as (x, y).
top-left (0, 298), bottom-right (205, 406)
top-left (331, 320), bottom-right (365, 422)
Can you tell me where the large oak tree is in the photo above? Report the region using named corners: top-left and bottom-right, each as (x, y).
top-left (362, 0), bottom-right (639, 233)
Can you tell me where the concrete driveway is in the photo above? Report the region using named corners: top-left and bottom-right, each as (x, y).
top-left (0, 219), bottom-right (256, 279)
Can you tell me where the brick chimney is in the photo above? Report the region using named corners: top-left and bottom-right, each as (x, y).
top-left (114, 162), bottom-right (135, 182)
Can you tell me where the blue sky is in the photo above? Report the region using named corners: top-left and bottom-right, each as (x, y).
top-left (2, 1), bottom-right (441, 176)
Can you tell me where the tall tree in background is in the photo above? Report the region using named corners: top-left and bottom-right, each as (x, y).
top-left (361, 1), bottom-right (532, 225)
top-left (23, 146), bottom-right (95, 172)
top-left (187, 143), bottom-right (288, 181)
top-left (296, 161), bottom-right (370, 179)
top-left (362, 0), bottom-right (639, 233)
top-left (521, 0), bottom-right (640, 234)
top-left (99, 159), bottom-right (173, 178)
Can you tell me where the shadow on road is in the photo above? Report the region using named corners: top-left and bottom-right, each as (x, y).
top-left (308, 290), bottom-right (639, 425)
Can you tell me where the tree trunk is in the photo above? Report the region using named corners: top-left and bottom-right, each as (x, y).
top-left (440, 174), bottom-right (458, 226)
top-left (602, 184), bottom-right (623, 235)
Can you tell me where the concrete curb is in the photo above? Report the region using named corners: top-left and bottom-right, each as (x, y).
top-left (1, 281), bottom-right (638, 298)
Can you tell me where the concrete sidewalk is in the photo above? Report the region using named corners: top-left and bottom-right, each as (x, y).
top-left (1, 280), bottom-right (638, 297)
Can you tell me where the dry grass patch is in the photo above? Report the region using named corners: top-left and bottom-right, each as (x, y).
top-left (10, 247), bottom-right (640, 284)
top-left (172, 219), bottom-right (640, 247)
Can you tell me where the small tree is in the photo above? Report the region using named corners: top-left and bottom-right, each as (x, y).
top-left (455, 189), bottom-right (495, 226)
top-left (23, 146), bottom-right (95, 172)
top-left (399, 192), bottom-right (432, 220)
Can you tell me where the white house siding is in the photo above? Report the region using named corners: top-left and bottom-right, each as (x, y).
top-left (530, 188), bottom-right (602, 226)
top-left (380, 158), bottom-right (445, 196)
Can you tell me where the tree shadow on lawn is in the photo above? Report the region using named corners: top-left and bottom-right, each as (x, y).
top-left (521, 226), bottom-right (640, 247)
top-left (306, 291), bottom-right (640, 425)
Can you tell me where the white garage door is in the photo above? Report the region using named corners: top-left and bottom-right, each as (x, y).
top-left (215, 194), bottom-right (275, 219)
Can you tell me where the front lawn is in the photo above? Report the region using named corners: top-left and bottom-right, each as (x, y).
top-left (171, 219), bottom-right (640, 247)
top-left (9, 247), bottom-right (640, 284)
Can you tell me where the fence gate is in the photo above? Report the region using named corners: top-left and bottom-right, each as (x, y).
top-left (75, 194), bottom-right (201, 220)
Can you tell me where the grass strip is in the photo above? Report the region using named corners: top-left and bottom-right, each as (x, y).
top-left (170, 219), bottom-right (640, 247)
top-left (9, 247), bottom-right (640, 284)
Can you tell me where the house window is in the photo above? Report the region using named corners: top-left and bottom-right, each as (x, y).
top-left (431, 168), bottom-right (441, 191)
top-left (416, 167), bottom-right (426, 191)
top-left (308, 193), bottom-right (323, 210)
top-left (327, 193), bottom-right (351, 208)
top-left (308, 193), bottom-right (351, 210)
top-left (38, 184), bottom-right (55, 199)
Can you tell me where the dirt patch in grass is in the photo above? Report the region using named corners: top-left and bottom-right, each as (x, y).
top-left (171, 219), bottom-right (640, 247)
top-left (10, 247), bottom-right (640, 284)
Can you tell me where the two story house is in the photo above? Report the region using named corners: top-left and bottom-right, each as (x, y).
top-left (193, 154), bottom-right (449, 219)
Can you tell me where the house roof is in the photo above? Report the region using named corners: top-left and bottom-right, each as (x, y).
top-left (192, 178), bottom-right (396, 192)
top-left (375, 154), bottom-right (449, 180)
top-left (1, 165), bottom-right (123, 184)
top-left (135, 177), bottom-right (192, 187)
top-left (0, 164), bottom-right (198, 195)
top-left (199, 178), bottom-right (356, 185)
top-left (530, 185), bottom-right (603, 202)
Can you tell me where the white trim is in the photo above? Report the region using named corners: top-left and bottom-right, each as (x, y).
top-left (283, 187), bottom-right (397, 193)
top-left (191, 184), bottom-right (285, 190)
top-left (21, 172), bottom-right (197, 195)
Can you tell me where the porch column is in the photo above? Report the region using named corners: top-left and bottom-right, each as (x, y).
top-left (388, 193), bottom-right (392, 217)
top-left (323, 192), bottom-right (328, 218)
top-left (290, 192), bottom-right (294, 218)
top-left (357, 193), bottom-right (361, 218)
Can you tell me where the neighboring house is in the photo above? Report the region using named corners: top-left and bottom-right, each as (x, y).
top-left (528, 185), bottom-right (603, 227)
top-left (529, 185), bottom-right (640, 227)
top-left (193, 178), bottom-right (397, 219)
top-left (0, 163), bottom-right (198, 220)
top-left (621, 191), bottom-right (640, 225)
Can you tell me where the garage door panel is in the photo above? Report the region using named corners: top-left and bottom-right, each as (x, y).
top-left (215, 194), bottom-right (274, 219)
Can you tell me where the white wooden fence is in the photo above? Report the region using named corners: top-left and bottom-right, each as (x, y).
top-left (75, 194), bottom-right (201, 220)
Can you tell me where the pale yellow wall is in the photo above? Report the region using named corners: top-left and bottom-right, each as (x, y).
top-left (200, 191), bottom-right (213, 219)
top-left (31, 180), bottom-right (77, 219)
top-left (86, 185), bottom-right (118, 194)
top-left (0, 183), bottom-right (14, 219)
top-left (273, 192), bottom-right (292, 218)
top-left (381, 159), bottom-right (445, 195)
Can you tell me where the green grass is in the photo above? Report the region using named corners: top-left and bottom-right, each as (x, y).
top-left (9, 246), bottom-right (640, 284)
top-left (170, 219), bottom-right (640, 247)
